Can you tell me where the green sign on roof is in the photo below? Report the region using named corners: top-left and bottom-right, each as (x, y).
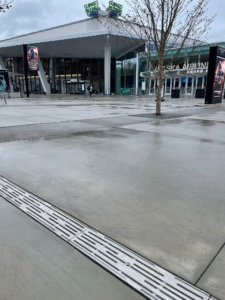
top-left (108, 1), bottom-right (123, 15)
top-left (84, 1), bottom-right (100, 14)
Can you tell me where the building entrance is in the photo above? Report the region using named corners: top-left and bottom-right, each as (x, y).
top-left (146, 72), bottom-right (208, 98)
top-left (186, 77), bottom-right (194, 95)
top-left (66, 81), bottom-right (87, 95)
top-left (173, 77), bottom-right (181, 89)
top-left (165, 77), bottom-right (172, 95)
top-left (149, 78), bottom-right (157, 95)
top-left (196, 76), bottom-right (204, 89)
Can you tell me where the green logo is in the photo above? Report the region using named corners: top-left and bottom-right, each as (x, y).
top-left (108, 1), bottom-right (123, 14)
top-left (84, 1), bottom-right (100, 14)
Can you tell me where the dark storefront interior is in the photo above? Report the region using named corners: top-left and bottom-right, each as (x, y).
top-left (4, 57), bottom-right (116, 95)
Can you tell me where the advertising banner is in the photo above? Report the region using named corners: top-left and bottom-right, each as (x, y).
top-left (205, 45), bottom-right (225, 104)
top-left (27, 46), bottom-right (39, 71)
top-left (0, 69), bottom-right (10, 92)
top-left (212, 56), bottom-right (225, 99)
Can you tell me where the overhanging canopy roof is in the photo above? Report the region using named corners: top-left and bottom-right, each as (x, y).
top-left (0, 17), bottom-right (143, 58)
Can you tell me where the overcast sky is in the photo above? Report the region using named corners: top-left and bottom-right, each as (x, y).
top-left (0, 0), bottom-right (223, 42)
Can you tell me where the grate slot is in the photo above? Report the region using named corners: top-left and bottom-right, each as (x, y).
top-left (163, 286), bottom-right (193, 300)
top-left (166, 284), bottom-right (197, 300)
top-left (131, 266), bottom-right (163, 286)
top-left (0, 176), bottom-right (212, 300)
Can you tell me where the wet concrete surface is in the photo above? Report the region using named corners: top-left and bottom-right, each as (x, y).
top-left (197, 244), bottom-right (225, 300)
top-left (0, 121), bottom-right (104, 143)
top-left (1, 95), bottom-right (225, 299)
top-left (120, 118), bottom-right (225, 143)
top-left (0, 197), bottom-right (144, 300)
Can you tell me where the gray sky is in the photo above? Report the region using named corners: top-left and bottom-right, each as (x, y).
top-left (0, 0), bottom-right (223, 42)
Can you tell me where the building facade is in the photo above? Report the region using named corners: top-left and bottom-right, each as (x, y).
top-left (0, 15), bottom-right (223, 98)
top-left (116, 42), bottom-right (225, 97)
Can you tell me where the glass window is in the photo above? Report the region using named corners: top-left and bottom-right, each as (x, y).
top-left (71, 59), bottom-right (77, 80)
top-left (55, 58), bottom-right (60, 79)
top-left (174, 78), bottom-right (180, 88)
top-left (92, 59), bottom-right (98, 70)
top-left (59, 59), bottom-right (65, 79)
top-left (65, 58), bottom-right (71, 80)
top-left (116, 60), bottom-right (122, 94)
top-left (111, 58), bottom-right (115, 93)
top-left (92, 68), bottom-right (99, 93)
top-left (85, 60), bottom-right (91, 85)
top-left (99, 59), bottom-right (104, 76)
top-left (77, 59), bottom-right (84, 82)
top-left (197, 77), bottom-right (203, 89)
top-left (84, 59), bottom-right (90, 65)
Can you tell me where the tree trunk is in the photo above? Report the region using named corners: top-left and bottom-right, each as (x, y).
top-left (156, 80), bottom-right (162, 115)
top-left (156, 51), bottom-right (164, 115)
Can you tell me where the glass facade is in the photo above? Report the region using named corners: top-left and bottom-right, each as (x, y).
top-left (115, 45), bottom-right (148, 94)
top-left (116, 52), bottom-right (136, 92)
top-left (47, 57), bottom-right (115, 94)
top-left (3, 41), bottom-right (225, 96)
top-left (3, 57), bottom-right (116, 95)
top-left (116, 42), bottom-right (225, 96)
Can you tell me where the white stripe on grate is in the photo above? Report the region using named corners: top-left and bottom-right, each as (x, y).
top-left (0, 176), bottom-right (216, 300)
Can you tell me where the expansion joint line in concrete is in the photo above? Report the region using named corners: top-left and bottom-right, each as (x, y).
top-left (195, 242), bottom-right (225, 286)
top-left (0, 175), bottom-right (218, 300)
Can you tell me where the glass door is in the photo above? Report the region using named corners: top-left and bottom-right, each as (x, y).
top-left (149, 78), bottom-right (156, 95)
top-left (165, 77), bottom-right (172, 95)
top-left (196, 76), bottom-right (204, 89)
top-left (174, 78), bottom-right (181, 89)
top-left (186, 77), bottom-right (193, 95)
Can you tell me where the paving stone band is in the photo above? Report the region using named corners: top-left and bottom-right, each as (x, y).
top-left (0, 176), bottom-right (217, 300)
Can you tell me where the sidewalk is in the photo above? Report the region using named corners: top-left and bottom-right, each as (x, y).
top-left (0, 95), bottom-right (225, 299)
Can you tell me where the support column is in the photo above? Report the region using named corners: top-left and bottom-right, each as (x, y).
top-left (49, 58), bottom-right (54, 79)
top-left (104, 35), bottom-right (111, 95)
top-left (135, 53), bottom-right (139, 95)
top-left (38, 57), bottom-right (51, 94)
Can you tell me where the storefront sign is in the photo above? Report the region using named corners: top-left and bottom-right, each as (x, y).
top-left (84, 1), bottom-right (99, 14)
top-left (205, 46), bottom-right (225, 104)
top-left (0, 69), bottom-right (10, 92)
top-left (108, 1), bottom-right (123, 15)
top-left (122, 88), bottom-right (131, 95)
top-left (27, 46), bottom-right (39, 71)
top-left (154, 62), bottom-right (209, 72)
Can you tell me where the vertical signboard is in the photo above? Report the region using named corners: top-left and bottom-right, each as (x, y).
top-left (205, 45), bottom-right (225, 104)
top-left (27, 46), bottom-right (39, 71)
top-left (0, 69), bottom-right (10, 92)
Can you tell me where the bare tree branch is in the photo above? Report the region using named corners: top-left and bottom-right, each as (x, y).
top-left (0, 0), bottom-right (13, 13)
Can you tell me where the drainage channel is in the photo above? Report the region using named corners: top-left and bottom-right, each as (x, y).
top-left (0, 175), bottom-right (217, 300)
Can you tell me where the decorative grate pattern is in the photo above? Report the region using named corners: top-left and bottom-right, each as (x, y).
top-left (0, 176), bottom-right (216, 300)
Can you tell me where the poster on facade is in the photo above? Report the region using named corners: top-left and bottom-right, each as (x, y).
top-left (205, 45), bottom-right (225, 104)
top-left (212, 56), bottom-right (225, 99)
top-left (27, 46), bottom-right (39, 71)
top-left (0, 69), bottom-right (10, 92)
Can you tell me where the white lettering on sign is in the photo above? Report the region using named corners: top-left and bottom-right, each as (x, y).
top-left (155, 62), bottom-right (209, 72)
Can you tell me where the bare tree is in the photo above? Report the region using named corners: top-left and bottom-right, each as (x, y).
top-left (0, 0), bottom-right (13, 12)
top-left (99, 0), bottom-right (215, 115)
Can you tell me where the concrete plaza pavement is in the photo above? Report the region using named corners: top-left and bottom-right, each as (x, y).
top-left (0, 95), bottom-right (225, 299)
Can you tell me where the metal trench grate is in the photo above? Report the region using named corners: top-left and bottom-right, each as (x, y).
top-left (0, 176), bottom-right (217, 300)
